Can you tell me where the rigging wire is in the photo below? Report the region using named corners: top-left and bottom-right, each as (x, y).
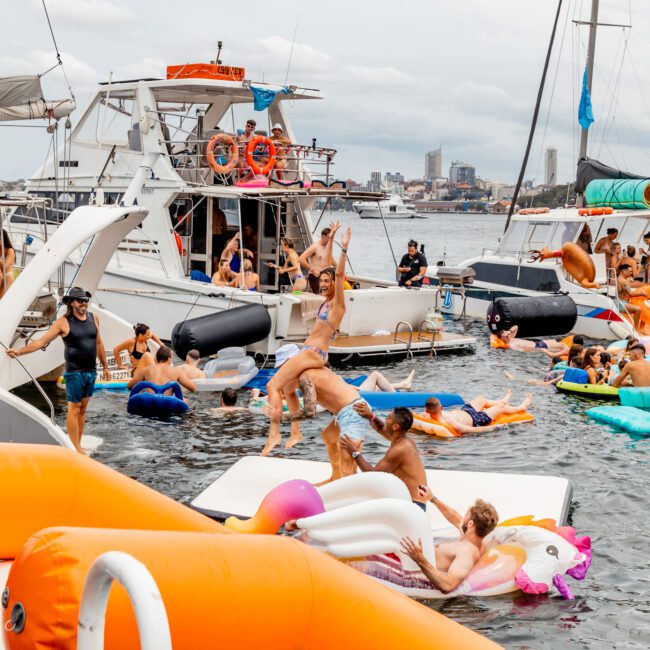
top-left (40, 0), bottom-right (75, 100)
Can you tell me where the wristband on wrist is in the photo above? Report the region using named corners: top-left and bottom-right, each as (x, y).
top-left (370, 413), bottom-right (376, 422)
top-left (341, 247), bottom-right (348, 254)
top-left (430, 495), bottom-right (437, 504)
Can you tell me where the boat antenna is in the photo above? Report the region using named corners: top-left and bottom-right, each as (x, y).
top-left (504, 0), bottom-right (563, 233)
top-left (215, 41), bottom-right (223, 65)
top-left (284, 13), bottom-right (300, 85)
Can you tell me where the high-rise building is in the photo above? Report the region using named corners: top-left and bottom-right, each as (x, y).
top-left (424, 148), bottom-right (442, 180)
top-left (449, 161), bottom-right (476, 186)
top-left (545, 147), bottom-right (557, 186)
top-left (368, 169), bottom-right (382, 192)
top-left (385, 171), bottom-right (404, 184)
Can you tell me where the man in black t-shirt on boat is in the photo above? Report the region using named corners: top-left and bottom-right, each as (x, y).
top-left (397, 239), bottom-right (428, 287)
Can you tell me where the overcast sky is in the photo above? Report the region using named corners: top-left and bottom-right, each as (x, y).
top-left (1, 0), bottom-right (650, 185)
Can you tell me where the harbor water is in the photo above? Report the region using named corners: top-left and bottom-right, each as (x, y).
top-left (16, 212), bottom-right (649, 648)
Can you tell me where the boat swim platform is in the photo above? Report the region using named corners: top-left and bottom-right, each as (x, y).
top-left (325, 331), bottom-right (476, 359)
top-left (191, 456), bottom-right (572, 529)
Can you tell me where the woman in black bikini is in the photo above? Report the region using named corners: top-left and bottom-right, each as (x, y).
top-left (113, 323), bottom-right (162, 374)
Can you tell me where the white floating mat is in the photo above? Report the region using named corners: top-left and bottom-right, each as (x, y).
top-left (191, 456), bottom-right (573, 527)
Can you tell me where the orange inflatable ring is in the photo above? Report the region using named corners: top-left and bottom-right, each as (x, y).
top-left (411, 411), bottom-right (534, 439)
top-left (578, 207), bottom-right (614, 216)
top-left (206, 133), bottom-right (238, 174)
top-left (533, 242), bottom-right (598, 289)
top-left (518, 207), bottom-right (550, 215)
top-left (174, 231), bottom-right (183, 256)
top-left (245, 135), bottom-right (277, 176)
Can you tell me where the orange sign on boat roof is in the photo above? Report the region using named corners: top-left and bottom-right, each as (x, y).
top-left (167, 63), bottom-right (245, 82)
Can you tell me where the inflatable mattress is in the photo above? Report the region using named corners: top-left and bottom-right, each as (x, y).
top-left (195, 348), bottom-right (259, 392)
top-left (587, 405), bottom-right (650, 434)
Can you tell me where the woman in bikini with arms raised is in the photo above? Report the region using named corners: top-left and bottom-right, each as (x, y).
top-left (263, 222), bottom-right (350, 455)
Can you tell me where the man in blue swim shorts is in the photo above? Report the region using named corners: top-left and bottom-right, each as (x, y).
top-left (278, 365), bottom-right (373, 482)
top-left (5, 286), bottom-right (110, 453)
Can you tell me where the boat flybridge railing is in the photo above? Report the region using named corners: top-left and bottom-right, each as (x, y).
top-left (162, 136), bottom-right (338, 187)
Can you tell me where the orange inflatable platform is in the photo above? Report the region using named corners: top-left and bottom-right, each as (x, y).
top-left (3, 527), bottom-right (499, 650)
top-left (0, 445), bottom-right (499, 649)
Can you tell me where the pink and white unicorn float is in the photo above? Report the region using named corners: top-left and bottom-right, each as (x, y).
top-left (225, 472), bottom-right (591, 600)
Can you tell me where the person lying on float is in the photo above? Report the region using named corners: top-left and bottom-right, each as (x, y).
top-left (127, 346), bottom-right (196, 397)
top-left (495, 325), bottom-right (570, 358)
top-left (400, 485), bottom-right (499, 594)
top-left (423, 391), bottom-right (532, 435)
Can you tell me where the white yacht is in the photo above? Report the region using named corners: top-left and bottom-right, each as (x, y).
top-left (353, 192), bottom-right (419, 219)
top-left (426, 207), bottom-right (650, 340)
top-left (7, 63), bottom-right (469, 359)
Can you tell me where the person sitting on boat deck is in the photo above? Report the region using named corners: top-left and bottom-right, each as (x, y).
top-left (113, 323), bottom-right (162, 375)
top-left (298, 226), bottom-right (335, 293)
top-left (620, 245), bottom-right (641, 280)
top-left (397, 239), bottom-right (427, 288)
top-left (594, 227), bottom-right (619, 273)
top-left (639, 232), bottom-right (650, 282)
top-left (0, 228), bottom-right (16, 299)
top-left (609, 242), bottom-right (623, 279)
top-left (237, 118), bottom-right (256, 143)
top-left (423, 391), bottom-right (532, 434)
top-left (576, 224), bottom-right (593, 254)
top-left (5, 286), bottom-right (110, 454)
top-left (616, 264), bottom-right (645, 329)
top-left (233, 258), bottom-right (260, 292)
top-left (264, 224), bottom-right (349, 455)
top-left (220, 232), bottom-right (253, 274)
top-left (268, 238), bottom-right (308, 292)
top-left (177, 349), bottom-right (206, 380)
top-left (338, 404), bottom-right (428, 510)
top-left (612, 344), bottom-right (650, 387)
top-left (358, 369), bottom-right (416, 392)
top-left (270, 123), bottom-right (292, 180)
top-left (127, 346), bottom-right (196, 396)
top-left (400, 486), bottom-right (499, 594)
top-left (212, 259), bottom-right (236, 287)
top-left (495, 325), bottom-right (570, 358)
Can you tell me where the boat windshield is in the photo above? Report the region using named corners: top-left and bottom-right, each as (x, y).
top-left (499, 219), bottom-right (582, 254)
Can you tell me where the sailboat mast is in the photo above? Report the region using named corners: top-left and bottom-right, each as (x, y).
top-left (578, 0), bottom-right (600, 161)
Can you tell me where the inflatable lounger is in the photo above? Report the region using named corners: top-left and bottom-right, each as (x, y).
top-left (411, 410), bottom-right (533, 438)
top-left (555, 367), bottom-right (619, 401)
top-left (587, 405), bottom-right (650, 434)
top-left (195, 348), bottom-right (259, 392)
top-left (223, 473), bottom-right (591, 601)
top-left (360, 391), bottom-right (463, 410)
top-left (127, 381), bottom-right (189, 418)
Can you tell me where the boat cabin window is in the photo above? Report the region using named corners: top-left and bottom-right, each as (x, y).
top-left (525, 222), bottom-right (553, 251)
top-left (472, 261), bottom-right (560, 292)
top-left (548, 222), bottom-right (582, 249)
top-left (617, 217), bottom-right (647, 247)
top-left (498, 221), bottom-right (527, 253)
top-left (75, 91), bottom-right (140, 149)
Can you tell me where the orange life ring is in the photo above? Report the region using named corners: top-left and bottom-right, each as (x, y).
top-left (578, 207), bottom-right (614, 216)
top-left (245, 135), bottom-right (277, 176)
top-left (206, 133), bottom-right (238, 174)
top-left (174, 231), bottom-right (183, 256)
top-left (518, 207), bottom-right (550, 215)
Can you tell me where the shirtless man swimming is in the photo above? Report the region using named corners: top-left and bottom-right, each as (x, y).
top-left (298, 226), bottom-right (335, 293)
top-left (424, 390), bottom-right (533, 434)
top-left (400, 485), bottom-right (499, 593)
top-left (127, 346), bottom-right (196, 396)
top-left (340, 403), bottom-right (429, 510)
top-left (176, 349), bottom-right (206, 380)
top-left (279, 365), bottom-right (373, 481)
top-left (612, 344), bottom-right (650, 387)
top-left (496, 325), bottom-right (570, 359)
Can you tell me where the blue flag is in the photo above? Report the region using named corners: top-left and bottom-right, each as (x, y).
top-left (578, 66), bottom-right (594, 130)
top-left (250, 85), bottom-right (291, 111)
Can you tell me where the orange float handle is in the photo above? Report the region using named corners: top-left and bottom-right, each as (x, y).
top-left (578, 207), bottom-right (614, 216)
top-left (245, 136), bottom-right (277, 176)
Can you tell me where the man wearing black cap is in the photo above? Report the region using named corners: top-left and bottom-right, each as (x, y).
top-left (5, 286), bottom-right (110, 453)
top-left (397, 239), bottom-right (428, 287)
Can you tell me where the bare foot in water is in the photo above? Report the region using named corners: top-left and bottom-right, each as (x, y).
top-left (503, 388), bottom-right (513, 403)
top-left (261, 433), bottom-right (282, 456)
top-left (402, 369), bottom-right (416, 391)
top-left (522, 392), bottom-right (534, 409)
top-left (285, 430), bottom-right (303, 449)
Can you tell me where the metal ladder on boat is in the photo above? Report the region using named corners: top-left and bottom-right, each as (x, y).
top-left (394, 320), bottom-right (441, 358)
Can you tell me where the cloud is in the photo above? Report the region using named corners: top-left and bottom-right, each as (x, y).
top-left (43, 0), bottom-right (133, 27)
top-left (255, 35), bottom-right (332, 72)
top-left (347, 65), bottom-right (416, 87)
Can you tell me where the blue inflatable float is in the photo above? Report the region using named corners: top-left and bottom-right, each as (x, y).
top-left (127, 381), bottom-right (189, 418)
top-left (586, 387), bottom-right (650, 434)
top-left (360, 391), bottom-right (463, 409)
